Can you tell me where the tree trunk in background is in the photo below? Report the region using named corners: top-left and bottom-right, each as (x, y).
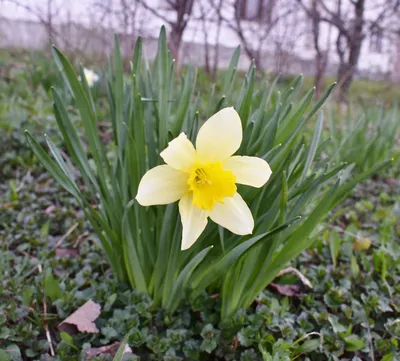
top-left (311, 0), bottom-right (324, 98)
top-left (46, 0), bottom-right (54, 40)
top-left (169, 0), bottom-right (195, 68)
top-left (337, 0), bottom-right (365, 102)
top-left (297, 0), bottom-right (330, 98)
top-left (337, 41), bottom-right (363, 101)
top-left (212, 25), bottom-right (221, 79)
top-left (169, 27), bottom-right (183, 65)
top-left (393, 35), bottom-right (400, 82)
top-left (315, 53), bottom-right (326, 98)
top-left (211, 0), bottom-right (223, 80)
top-left (199, 1), bottom-right (211, 75)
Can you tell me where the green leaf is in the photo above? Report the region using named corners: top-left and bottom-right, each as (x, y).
top-left (60, 332), bottom-right (79, 351)
top-left (0, 350), bottom-right (11, 361)
top-left (165, 246), bottom-right (213, 312)
top-left (51, 89), bottom-right (98, 196)
top-left (44, 273), bottom-right (62, 302)
top-left (25, 131), bottom-right (80, 198)
top-left (22, 288), bottom-right (33, 307)
top-left (122, 207), bottom-right (148, 293)
top-left (236, 62), bottom-right (255, 128)
top-left (328, 316), bottom-right (347, 334)
top-left (329, 230), bottom-right (341, 268)
top-left (2, 345), bottom-right (21, 360)
top-left (350, 255), bottom-right (360, 278)
top-left (292, 339), bottom-right (321, 356)
top-left (172, 66), bottom-right (197, 136)
top-left (156, 25), bottom-right (170, 150)
top-left (112, 333), bottom-right (130, 361)
top-left (51, 45), bottom-right (111, 199)
top-left (223, 45), bottom-right (240, 97)
top-left (305, 82), bottom-right (336, 122)
top-left (381, 354), bottom-right (395, 361)
top-left (344, 337), bottom-right (365, 352)
top-left (132, 36), bottom-right (143, 77)
top-left (300, 111), bottom-right (324, 182)
top-left (191, 218), bottom-right (300, 299)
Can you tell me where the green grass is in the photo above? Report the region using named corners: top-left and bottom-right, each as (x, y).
top-left (277, 74), bottom-right (400, 105)
top-left (2, 47), bottom-right (400, 106)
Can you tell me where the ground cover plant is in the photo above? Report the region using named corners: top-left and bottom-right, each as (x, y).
top-left (1, 137), bottom-right (399, 361)
top-left (0, 28), bottom-right (399, 361)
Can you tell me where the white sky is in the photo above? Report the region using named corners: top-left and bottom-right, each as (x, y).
top-left (1, 0), bottom-right (92, 24)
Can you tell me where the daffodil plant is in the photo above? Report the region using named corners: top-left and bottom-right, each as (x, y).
top-left (27, 27), bottom-right (390, 321)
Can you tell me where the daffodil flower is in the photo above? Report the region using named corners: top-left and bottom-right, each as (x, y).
top-left (81, 68), bottom-right (99, 87)
top-left (136, 107), bottom-right (272, 250)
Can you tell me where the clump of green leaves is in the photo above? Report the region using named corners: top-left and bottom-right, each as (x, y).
top-left (27, 27), bottom-right (392, 321)
top-left (328, 103), bottom-right (399, 172)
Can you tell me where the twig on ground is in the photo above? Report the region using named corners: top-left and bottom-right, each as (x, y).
top-left (276, 267), bottom-right (313, 289)
top-left (37, 264), bottom-right (55, 356)
top-left (54, 223), bottom-right (79, 249)
top-left (73, 231), bottom-right (90, 248)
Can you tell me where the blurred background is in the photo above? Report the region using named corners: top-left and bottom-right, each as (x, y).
top-left (1, 0), bottom-right (400, 101)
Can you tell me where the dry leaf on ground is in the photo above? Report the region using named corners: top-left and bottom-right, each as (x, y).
top-left (270, 267), bottom-right (313, 297)
top-left (58, 300), bottom-right (101, 334)
top-left (85, 342), bottom-right (132, 358)
top-left (353, 237), bottom-right (372, 251)
top-left (269, 283), bottom-right (303, 297)
top-left (55, 248), bottom-right (79, 257)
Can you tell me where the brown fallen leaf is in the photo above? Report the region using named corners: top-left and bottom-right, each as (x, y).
top-left (55, 248), bottom-right (79, 257)
top-left (269, 283), bottom-right (302, 297)
top-left (385, 178), bottom-right (398, 186)
top-left (353, 237), bottom-right (372, 251)
top-left (58, 300), bottom-right (101, 334)
top-left (1, 202), bottom-right (17, 210)
top-left (45, 204), bottom-right (56, 214)
top-left (35, 179), bottom-right (52, 194)
top-left (209, 293), bottom-right (220, 299)
top-left (231, 335), bottom-right (239, 350)
top-left (85, 342), bottom-right (132, 358)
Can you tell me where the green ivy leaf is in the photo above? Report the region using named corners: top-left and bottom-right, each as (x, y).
top-left (200, 324), bottom-right (219, 354)
top-left (44, 273), bottom-right (62, 302)
top-left (0, 350), bottom-right (11, 361)
top-left (381, 354), bottom-right (395, 361)
top-left (351, 256), bottom-right (360, 278)
top-left (60, 332), bottom-right (78, 351)
top-left (22, 288), bottom-right (33, 307)
top-left (344, 337), bottom-right (365, 352)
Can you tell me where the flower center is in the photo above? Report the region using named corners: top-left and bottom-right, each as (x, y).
top-left (188, 162), bottom-right (236, 210)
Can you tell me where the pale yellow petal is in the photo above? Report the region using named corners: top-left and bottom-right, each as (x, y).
top-left (136, 165), bottom-right (188, 206)
top-left (196, 107), bottom-right (242, 162)
top-left (223, 156), bottom-right (272, 188)
top-left (160, 133), bottom-right (196, 172)
top-left (209, 193), bottom-right (253, 235)
top-left (179, 194), bottom-right (209, 250)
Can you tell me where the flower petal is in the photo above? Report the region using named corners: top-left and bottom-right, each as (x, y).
top-left (136, 165), bottom-right (189, 206)
top-left (209, 193), bottom-right (254, 235)
top-left (179, 194), bottom-right (209, 250)
top-left (223, 156), bottom-right (272, 188)
top-left (160, 133), bottom-right (196, 172)
top-left (196, 107), bottom-right (242, 162)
